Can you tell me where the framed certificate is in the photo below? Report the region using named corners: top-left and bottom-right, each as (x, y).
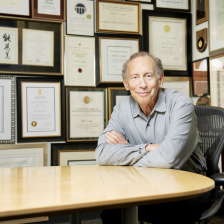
top-left (96, 34), bottom-right (140, 83)
top-left (126, 0), bottom-right (153, 3)
top-left (0, 75), bottom-right (15, 144)
top-left (0, 0), bottom-right (31, 17)
top-left (163, 77), bottom-right (191, 97)
top-left (66, 87), bottom-right (107, 142)
top-left (0, 27), bottom-right (18, 65)
top-left (51, 142), bottom-right (97, 166)
top-left (66, 0), bottom-right (94, 36)
top-left (0, 143), bottom-right (48, 167)
top-left (108, 87), bottom-right (130, 119)
top-left (17, 78), bottom-right (65, 142)
top-left (32, 0), bottom-right (65, 21)
top-left (142, 10), bottom-right (191, 76)
top-left (0, 17), bottom-right (63, 75)
top-left (192, 58), bottom-right (209, 97)
top-left (209, 0), bottom-right (224, 56)
top-left (209, 54), bottom-right (224, 107)
top-left (96, 0), bottom-right (141, 35)
top-left (64, 36), bottom-right (95, 87)
top-left (196, 0), bottom-right (208, 25)
top-left (154, 0), bottom-right (190, 11)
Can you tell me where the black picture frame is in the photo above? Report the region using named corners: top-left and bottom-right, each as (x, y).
top-left (192, 57), bottom-right (209, 97)
top-left (17, 77), bottom-right (65, 143)
top-left (108, 87), bottom-right (130, 119)
top-left (142, 10), bottom-right (192, 77)
top-left (0, 17), bottom-right (63, 75)
top-left (95, 33), bottom-right (142, 86)
top-left (51, 142), bottom-right (97, 166)
top-left (66, 87), bottom-right (107, 142)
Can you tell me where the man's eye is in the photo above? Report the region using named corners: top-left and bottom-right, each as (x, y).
top-left (131, 76), bottom-right (137, 79)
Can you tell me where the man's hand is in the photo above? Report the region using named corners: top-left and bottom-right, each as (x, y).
top-left (145, 144), bottom-right (160, 152)
top-left (105, 131), bottom-right (129, 145)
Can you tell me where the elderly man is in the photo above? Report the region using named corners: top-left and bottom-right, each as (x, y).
top-left (95, 51), bottom-right (210, 224)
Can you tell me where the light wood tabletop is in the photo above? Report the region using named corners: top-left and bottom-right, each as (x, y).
top-left (0, 165), bottom-right (214, 221)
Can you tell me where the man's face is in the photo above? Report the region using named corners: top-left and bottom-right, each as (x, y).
top-left (123, 56), bottom-right (164, 107)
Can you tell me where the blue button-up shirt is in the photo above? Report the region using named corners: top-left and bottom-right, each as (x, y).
top-left (95, 88), bottom-right (206, 173)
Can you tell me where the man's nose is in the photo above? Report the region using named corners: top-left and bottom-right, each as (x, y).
top-left (139, 76), bottom-right (147, 88)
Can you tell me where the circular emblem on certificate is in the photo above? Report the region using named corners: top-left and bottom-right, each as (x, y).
top-left (164, 25), bottom-right (171, 33)
top-left (86, 14), bottom-right (91, 19)
top-left (83, 96), bottom-right (91, 104)
top-left (75, 3), bottom-right (86, 15)
top-left (31, 121), bottom-right (37, 127)
top-left (78, 68), bottom-right (82, 73)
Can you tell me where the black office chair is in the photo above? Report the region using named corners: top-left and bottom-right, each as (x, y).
top-left (139, 105), bottom-right (224, 224)
top-left (195, 105), bottom-right (224, 224)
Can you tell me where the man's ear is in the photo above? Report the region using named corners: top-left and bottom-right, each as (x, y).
top-left (123, 78), bottom-right (130, 91)
top-left (158, 73), bottom-right (164, 88)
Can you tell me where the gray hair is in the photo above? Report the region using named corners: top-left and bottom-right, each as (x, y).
top-left (122, 51), bottom-right (164, 80)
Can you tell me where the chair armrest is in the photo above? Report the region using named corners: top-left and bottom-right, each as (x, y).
top-left (210, 173), bottom-right (224, 185)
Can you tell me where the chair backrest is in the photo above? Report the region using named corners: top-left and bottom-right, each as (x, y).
top-left (195, 105), bottom-right (224, 177)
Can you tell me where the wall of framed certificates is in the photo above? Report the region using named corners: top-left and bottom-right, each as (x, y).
top-left (0, 0), bottom-right (223, 167)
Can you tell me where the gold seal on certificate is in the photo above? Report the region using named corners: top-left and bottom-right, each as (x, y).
top-left (87, 14), bottom-right (91, 19)
top-left (31, 121), bottom-right (37, 127)
top-left (164, 25), bottom-right (171, 33)
top-left (83, 96), bottom-right (91, 104)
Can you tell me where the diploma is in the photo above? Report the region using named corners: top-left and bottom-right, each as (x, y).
top-left (98, 1), bottom-right (140, 34)
top-left (69, 91), bottom-right (104, 138)
top-left (21, 82), bottom-right (61, 137)
top-left (65, 36), bottom-right (95, 86)
top-left (0, 0), bottom-right (30, 16)
top-left (0, 27), bottom-right (18, 64)
top-left (67, 0), bottom-right (94, 36)
top-left (116, 95), bottom-right (129, 104)
top-left (107, 46), bottom-right (131, 75)
top-left (149, 17), bottom-right (187, 70)
top-left (38, 0), bottom-right (61, 16)
top-left (26, 87), bottom-right (56, 132)
top-left (100, 37), bottom-right (139, 82)
top-left (22, 29), bottom-right (54, 66)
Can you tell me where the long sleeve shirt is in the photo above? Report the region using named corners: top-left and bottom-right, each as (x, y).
top-left (95, 88), bottom-right (207, 174)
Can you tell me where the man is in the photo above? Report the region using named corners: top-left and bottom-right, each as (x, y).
top-left (95, 52), bottom-right (210, 223)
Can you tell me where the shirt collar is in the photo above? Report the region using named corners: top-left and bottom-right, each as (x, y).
top-left (131, 88), bottom-right (166, 118)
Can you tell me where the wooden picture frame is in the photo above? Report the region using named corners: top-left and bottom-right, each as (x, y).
top-left (32, 0), bottom-right (65, 21)
top-left (0, 143), bottom-right (48, 167)
top-left (96, 0), bottom-right (141, 35)
top-left (196, 0), bottom-right (208, 25)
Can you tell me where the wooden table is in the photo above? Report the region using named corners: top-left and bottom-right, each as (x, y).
top-left (0, 165), bottom-right (214, 223)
